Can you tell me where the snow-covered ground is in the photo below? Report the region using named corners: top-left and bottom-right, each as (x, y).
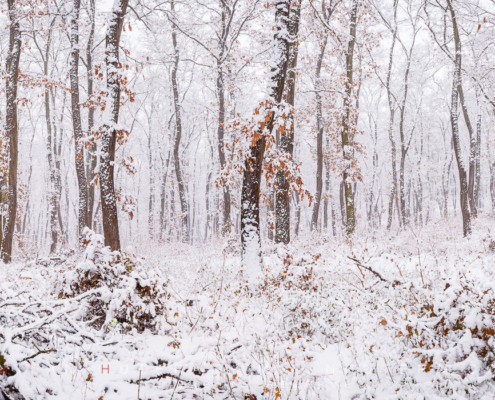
top-left (1, 217), bottom-right (495, 399)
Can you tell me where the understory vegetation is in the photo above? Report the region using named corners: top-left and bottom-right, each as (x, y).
top-left (0, 219), bottom-right (494, 399)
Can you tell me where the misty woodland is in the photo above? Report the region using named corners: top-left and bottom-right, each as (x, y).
top-left (1, 0), bottom-right (495, 398)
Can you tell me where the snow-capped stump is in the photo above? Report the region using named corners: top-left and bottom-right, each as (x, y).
top-left (52, 228), bottom-right (169, 333)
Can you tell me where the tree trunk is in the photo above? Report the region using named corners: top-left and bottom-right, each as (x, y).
top-left (475, 95), bottom-right (481, 208)
top-left (2, 0), bottom-right (22, 263)
top-left (55, 91), bottom-right (66, 244)
top-left (171, 2), bottom-right (189, 243)
top-left (86, 0), bottom-right (97, 230)
top-left (458, 84), bottom-right (477, 218)
top-left (39, 24), bottom-right (58, 255)
top-left (446, 0), bottom-right (471, 236)
top-left (323, 158), bottom-right (330, 231)
top-left (159, 152), bottom-right (170, 241)
top-left (275, 0), bottom-right (301, 244)
top-left (293, 191), bottom-right (301, 236)
top-left (386, 0), bottom-right (398, 231)
top-left (241, 0), bottom-right (291, 267)
top-left (267, 190), bottom-right (274, 241)
top-left (45, 84), bottom-right (58, 255)
top-left (341, 0), bottom-right (359, 235)
top-left (216, 2), bottom-right (232, 234)
top-left (99, 0), bottom-right (129, 251)
top-left (398, 37), bottom-right (415, 227)
top-left (311, 34), bottom-right (328, 231)
top-left (148, 130), bottom-right (154, 239)
top-left (70, 0), bottom-right (88, 247)
top-left (205, 170), bottom-right (212, 240)
top-left (490, 160), bottom-right (495, 211)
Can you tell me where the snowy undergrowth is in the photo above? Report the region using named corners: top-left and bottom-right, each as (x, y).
top-left (0, 218), bottom-right (495, 399)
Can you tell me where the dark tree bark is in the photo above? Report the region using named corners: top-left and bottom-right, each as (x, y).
top-left (159, 151), bottom-right (170, 241)
top-left (205, 170), bottom-right (212, 240)
top-left (323, 158), bottom-right (330, 231)
top-left (99, 0), bottom-right (129, 251)
top-left (70, 0), bottom-right (88, 247)
top-left (341, 0), bottom-right (359, 235)
top-left (458, 84), bottom-right (477, 218)
top-left (446, 0), bottom-right (471, 236)
top-left (34, 17), bottom-right (59, 254)
top-left (54, 94), bottom-right (66, 244)
top-left (171, 2), bottom-right (189, 242)
top-left (385, 0), bottom-right (398, 231)
top-left (275, 0), bottom-right (301, 244)
top-left (86, 0), bottom-right (97, 230)
top-left (310, 30), bottom-right (328, 231)
top-left (453, 83), bottom-right (477, 218)
top-left (147, 117), bottom-right (154, 239)
top-left (216, 1), bottom-right (232, 235)
top-left (2, 0), bottom-right (22, 263)
top-left (475, 95), bottom-right (481, 208)
top-left (398, 42), bottom-right (414, 228)
top-left (241, 0), bottom-right (291, 266)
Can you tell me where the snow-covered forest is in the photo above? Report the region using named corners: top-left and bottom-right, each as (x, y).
top-left (1, 0), bottom-right (495, 398)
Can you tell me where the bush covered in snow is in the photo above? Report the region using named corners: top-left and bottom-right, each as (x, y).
top-left (0, 225), bottom-right (495, 399)
top-left (53, 228), bottom-right (169, 333)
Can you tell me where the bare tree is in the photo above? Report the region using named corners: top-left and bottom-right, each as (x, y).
top-left (170, 1), bottom-right (189, 242)
top-left (445, 0), bottom-right (471, 236)
top-left (100, 0), bottom-right (130, 251)
top-left (2, 0), bottom-right (22, 263)
top-left (311, 0), bottom-right (334, 231)
top-left (70, 0), bottom-right (88, 247)
top-left (85, 0), bottom-right (97, 230)
top-left (275, 0), bottom-right (302, 244)
top-left (341, 0), bottom-right (359, 235)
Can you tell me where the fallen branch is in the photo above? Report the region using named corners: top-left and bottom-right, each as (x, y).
top-left (19, 349), bottom-right (56, 364)
top-left (129, 371), bottom-right (192, 384)
top-left (348, 257), bottom-right (387, 282)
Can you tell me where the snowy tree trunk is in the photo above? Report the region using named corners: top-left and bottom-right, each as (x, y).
top-left (70, 0), bottom-right (88, 248)
top-left (311, 35), bottom-right (328, 231)
top-left (2, 0), bottom-right (22, 263)
top-left (275, 0), bottom-right (301, 244)
top-left (398, 39), bottom-right (415, 228)
top-left (55, 91), bottom-right (67, 244)
top-left (99, 0), bottom-right (129, 251)
top-left (171, 3), bottom-right (189, 243)
top-left (475, 94), bottom-right (481, 208)
top-left (38, 23), bottom-right (59, 255)
top-left (216, 65), bottom-right (232, 235)
top-left (323, 159), bottom-right (330, 231)
top-left (458, 84), bottom-right (477, 218)
top-left (45, 83), bottom-right (58, 255)
top-left (159, 152), bottom-right (170, 241)
top-left (215, 3), bottom-right (232, 234)
top-left (86, 0), bottom-right (97, 230)
top-left (341, 0), bottom-right (359, 235)
top-left (148, 130), bottom-right (154, 239)
top-left (386, 0), bottom-right (398, 231)
top-left (446, 0), bottom-right (471, 236)
top-left (293, 191), bottom-right (301, 237)
top-left (241, 0), bottom-right (291, 270)
top-left (490, 160), bottom-right (495, 211)
top-left (205, 170), bottom-right (212, 241)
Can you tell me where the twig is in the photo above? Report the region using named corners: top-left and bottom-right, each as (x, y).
top-left (170, 369), bottom-right (182, 400)
top-left (19, 349), bottom-right (56, 363)
top-left (348, 257), bottom-right (387, 282)
top-left (130, 370), bottom-right (190, 385)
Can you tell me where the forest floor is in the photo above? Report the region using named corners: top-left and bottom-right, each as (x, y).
top-left (1, 215), bottom-right (495, 399)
